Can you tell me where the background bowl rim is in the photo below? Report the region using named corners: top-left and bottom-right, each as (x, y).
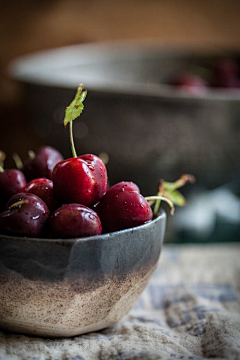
top-left (8, 40), bottom-right (240, 102)
top-left (0, 208), bottom-right (166, 244)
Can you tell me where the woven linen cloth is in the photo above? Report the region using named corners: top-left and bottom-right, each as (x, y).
top-left (0, 243), bottom-right (240, 360)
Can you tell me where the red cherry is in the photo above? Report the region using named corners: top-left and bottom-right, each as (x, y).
top-left (52, 154), bottom-right (108, 207)
top-left (170, 73), bottom-right (208, 94)
top-left (0, 193), bottom-right (50, 237)
top-left (0, 170), bottom-right (27, 209)
top-left (50, 203), bottom-right (102, 238)
top-left (23, 146), bottom-right (63, 181)
top-left (20, 178), bottom-right (58, 212)
top-left (96, 181), bottom-right (153, 232)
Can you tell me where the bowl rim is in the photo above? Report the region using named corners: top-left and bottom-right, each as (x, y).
top-left (0, 209), bottom-right (166, 244)
top-left (8, 40), bottom-right (240, 102)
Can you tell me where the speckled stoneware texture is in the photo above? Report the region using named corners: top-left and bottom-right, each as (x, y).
top-left (0, 210), bottom-right (166, 338)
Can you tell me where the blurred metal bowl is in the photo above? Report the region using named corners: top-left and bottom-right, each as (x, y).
top-left (9, 42), bottom-right (240, 194)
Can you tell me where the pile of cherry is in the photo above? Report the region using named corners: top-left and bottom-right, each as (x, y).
top-left (0, 146), bottom-right (155, 238)
top-left (169, 58), bottom-right (240, 94)
top-left (0, 84), bottom-right (194, 239)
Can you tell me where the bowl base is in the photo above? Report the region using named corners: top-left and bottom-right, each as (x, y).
top-left (0, 264), bottom-right (157, 338)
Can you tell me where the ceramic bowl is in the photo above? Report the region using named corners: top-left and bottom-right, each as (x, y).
top-left (0, 210), bottom-right (166, 337)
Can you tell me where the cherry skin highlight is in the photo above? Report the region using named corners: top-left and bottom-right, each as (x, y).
top-left (20, 178), bottom-right (58, 212)
top-left (52, 154), bottom-right (108, 207)
top-left (23, 146), bottom-right (63, 181)
top-left (50, 203), bottom-right (102, 238)
top-left (96, 181), bottom-right (153, 232)
top-left (0, 170), bottom-right (27, 209)
top-left (0, 193), bottom-right (50, 237)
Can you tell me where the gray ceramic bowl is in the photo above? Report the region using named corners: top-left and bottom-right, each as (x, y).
top-left (0, 210), bottom-right (166, 338)
top-left (8, 42), bottom-right (240, 194)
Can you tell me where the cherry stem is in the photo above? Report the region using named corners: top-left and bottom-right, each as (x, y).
top-left (0, 150), bottom-right (6, 170)
top-left (0, 165), bottom-right (4, 173)
top-left (163, 174), bottom-right (196, 191)
top-left (145, 196), bottom-right (175, 215)
top-left (9, 200), bottom-right (29, 209)
top-left (28, 150), bottom-right (36, 160)
top-left (12, 153), bottom-right (23, 170)
top-left (69, 121), bottom-right (77, 158)
top-left (153, 193), bottom-right (162, 216)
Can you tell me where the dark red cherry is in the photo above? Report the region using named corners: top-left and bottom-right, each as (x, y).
top-left (20, 178), bottom-right (58, 212)
top-left (23, 146), bottom-right (63, 181)
top-left (0, 193), bottom-right (50, 237)
top-left (50, 203), bottom-right (102, 238)
top-left (170, 73), bottom-right (208, 94)
top-left (96, 181), bottom-right (153, 232)
top-left (52, 154), bottom-right (108, 207)
top-left (211, 59), bottom-right (240, 88)
top-left (0, 169), bottom-right (27, 209)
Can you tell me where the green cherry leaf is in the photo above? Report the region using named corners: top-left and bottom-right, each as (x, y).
top-left (64, 84), bottom-right (87, 127)
top-left (165, 189), bottom-right (186, 206)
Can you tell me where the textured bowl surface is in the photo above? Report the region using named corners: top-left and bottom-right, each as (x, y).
top-left (0, 210), bottom-right (166, 337)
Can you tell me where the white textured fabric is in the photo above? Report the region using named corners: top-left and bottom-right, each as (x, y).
top-left (0, 243), bottom-right (240, 360)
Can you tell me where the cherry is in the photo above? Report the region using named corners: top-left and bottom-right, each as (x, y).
top-left (0, 167), bottom-right (27, 209)
top-left (96, 181), bottom-right (153, 232)
top-left (50, 203), bottom-right (102, 238)
top-left (23, 146), bottom-right (63, 181)
top-left (96, 175), bottom-right (196, 233)
top-left (0, 193), bottom-right (50, 237)
top-left (53, 154), bottom-right (107, 206)
top-left (170, 73), bottom-right (208, 94)
top-left (52, 85), bottom-right (107, 207)
top-left (211, 59), bottom-right (240, 88)
top-left (20, 178), bottom-right (58, 212)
